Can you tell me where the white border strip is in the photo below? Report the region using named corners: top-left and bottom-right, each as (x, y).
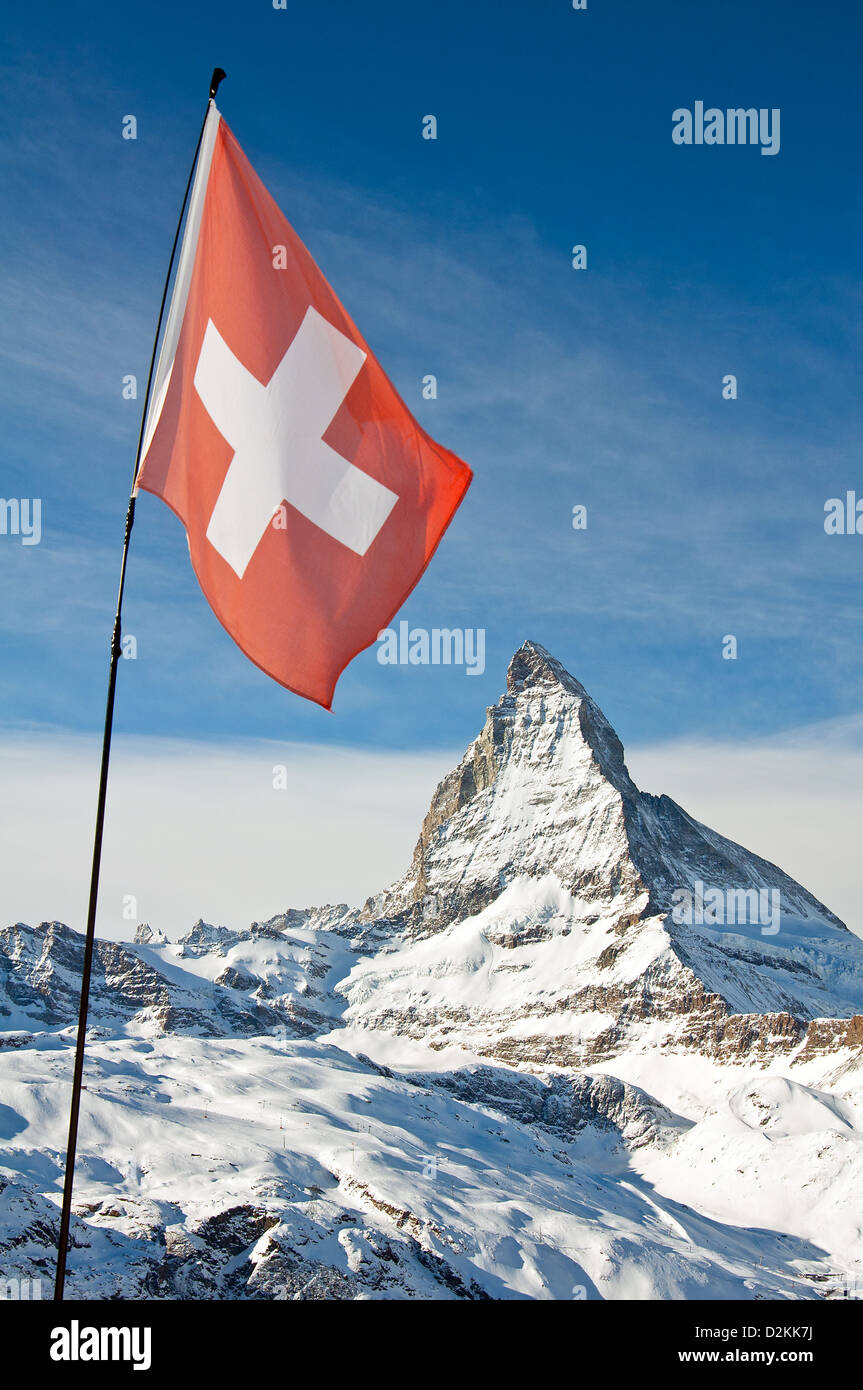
top-left (136, 102), bottom-right (222, 482)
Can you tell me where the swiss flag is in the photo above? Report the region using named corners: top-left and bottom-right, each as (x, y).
top-left (136, 105), bottom-right (472, 708)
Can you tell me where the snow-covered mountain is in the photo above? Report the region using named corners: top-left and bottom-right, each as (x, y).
top-left (343, 641), bottom-right (863, 1068)
top-left (2, 642), bottom-right (862, 1300)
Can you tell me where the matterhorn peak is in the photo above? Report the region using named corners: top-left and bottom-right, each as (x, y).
top-left (506, 639), bottom-right (589, 699)
top-left (361, 641), bottom-right (643, 931)
top-left (345, 644), bottom-right (863, 1075)
top-left (361, 642), bottom-right (848, 961)
top-left (501, 640), bottom-right (633, 796)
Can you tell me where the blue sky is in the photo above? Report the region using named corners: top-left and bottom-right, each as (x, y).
top-left (1, 0), bottom-right (862, 762)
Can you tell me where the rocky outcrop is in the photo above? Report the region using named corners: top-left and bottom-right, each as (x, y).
top-left (407, 1065), bottom-right (687, 1150)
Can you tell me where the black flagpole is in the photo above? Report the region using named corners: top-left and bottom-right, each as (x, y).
top-left (53, 66), bottom-right (227, 1302)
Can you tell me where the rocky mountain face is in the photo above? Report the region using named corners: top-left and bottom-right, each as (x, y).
top-left (1, 641), bottom-right (862, 1301)
top-left (364, 641), bottom-right (842, 930)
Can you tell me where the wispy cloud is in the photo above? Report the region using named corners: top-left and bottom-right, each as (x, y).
top-left (0, 730), bottom-right (456, 941)
top-left (2, 720), bottom-right (859, 946)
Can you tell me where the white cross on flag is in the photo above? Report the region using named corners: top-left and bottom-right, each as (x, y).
top-left (136, 105), bottom-right (472, 708)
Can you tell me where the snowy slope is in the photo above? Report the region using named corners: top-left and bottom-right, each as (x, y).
top-left (0, 1036), bottom-right (856, 1300)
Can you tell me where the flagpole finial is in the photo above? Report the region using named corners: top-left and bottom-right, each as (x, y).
top-left (209, 68), bottom-right (227, 100)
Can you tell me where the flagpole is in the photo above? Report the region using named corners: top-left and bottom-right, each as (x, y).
top-left (52, 66), bottom-right (226, 1302)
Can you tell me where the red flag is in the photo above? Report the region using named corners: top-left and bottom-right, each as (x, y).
top-left (136, 105), bottom-right (472, 709)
